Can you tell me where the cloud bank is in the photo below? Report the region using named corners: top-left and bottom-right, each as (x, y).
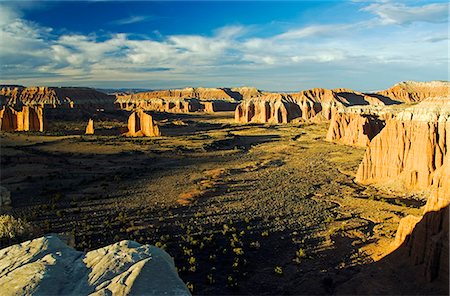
top-left (0, 1), bottom-right (448, 91)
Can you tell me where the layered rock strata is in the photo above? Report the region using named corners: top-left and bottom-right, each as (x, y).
top-left (115, 87), bottom-right (261, 113)
top-left (376, 81), bottom-right (450, 103)
top-left (0, 86), bottom-right (115, 110)
top-left (125, 110), bottom-right (160, 137)
top-left (355, 97), bottom-right (449, 285)
top-left (0, 235), bottom-right (190, 295)
top-left (326, 108), bottom-right (386, 147)
top-left (0, 106), bottom-right (45, 132)
top-left (356, 97), bottom-right (450, 190)
top-left (235, 88), bottom-right (390, 124)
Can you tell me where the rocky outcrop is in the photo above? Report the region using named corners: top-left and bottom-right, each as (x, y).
top-left (114, 87), bottom-right (261, 113)
top-left (0, 86), bottom-right (115, 110)
top-left (85, 119), bottom-right (94, 135)
top-left (235, 88), bottom-right (391, 124)
top-left (355, 97), bottom-right (449, 284)
top-left (0, 235), bottom-right (190, 295)
top-left (0, 106), bottom-right (45, 132)
top-left (0, 186), bottom-right (11, 208)
top-left (125, 110), bottom-right (160, 137)
top-left (356, 97), bottom-right (450, 190)
top-left (377, 81), bottom-right (449, 103)
top-left (326, 108), bottom-right (386, 147)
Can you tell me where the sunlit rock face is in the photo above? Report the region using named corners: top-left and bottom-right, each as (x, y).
top-left (0, 235), bottom-right (190, 296)
top-left (0, 86), bottom-right (115, 110)
top-left (376, 81), bottom-right (450, 103)
top-left (326, 108), bottom-right (386, 147)
top-left (235, 87), bottom-right (396, 124)
top-left (85, 118), bottom-right (94, 135)
top-left (356, 97), bottom-right (450, 191)
top-left (114, 87), bottom-right (261, 113)
top-left (0, 106), bottom-right (45, 132)
top-left (124, 110), bottom-right (161, 137)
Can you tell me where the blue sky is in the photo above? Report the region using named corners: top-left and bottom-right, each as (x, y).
top-left (0, 0), bottom-right (448, 91)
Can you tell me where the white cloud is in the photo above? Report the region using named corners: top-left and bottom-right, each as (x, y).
top-left (110, 15), bottom-right (153, 25)
top-left (363, 1), bottom-right (449, 25)
top-left (0, 1), bottom-right (447, 90)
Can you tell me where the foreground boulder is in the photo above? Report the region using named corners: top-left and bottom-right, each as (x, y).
top-left (125, 110), bottom-right (160, 137)
top-left (356, 97), bottom-right (450, 190)
top-left (0, 235), bottom-right (190, 296)
top-left (0, 106), bottom-right (45, 132)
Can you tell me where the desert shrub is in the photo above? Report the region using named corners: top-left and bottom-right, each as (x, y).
top-left (0, 215), bottom-right (32, 239)
top-left (0, 215), bottom-right (35, 248)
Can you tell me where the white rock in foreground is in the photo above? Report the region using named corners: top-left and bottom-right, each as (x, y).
top-left (0, 235), bottom-right (190, 296)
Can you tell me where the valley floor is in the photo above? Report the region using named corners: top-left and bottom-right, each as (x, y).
top-left (0, 112), bottom-right (425, 294)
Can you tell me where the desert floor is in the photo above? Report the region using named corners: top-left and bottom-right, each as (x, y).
top-left (0, 111), bottom-right (425, 294)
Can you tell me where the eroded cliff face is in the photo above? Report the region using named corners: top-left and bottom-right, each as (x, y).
top-left (326, 108), bottom-right (386, 147)
top-left (125, 110), bottom-right (160, 137)
top-left (356, 97), bottom-right (450, 190)
top-left (0, 106), bottom-right (45, 132)
top-left (0, 86), bottom-right (115, 109)
top-left (115, 87), bottom-right (258, 113)
top-left (234, 88), bottom-right (392, 124)
top-left (376, 81), bottom-right (449, 103)
top-left (0, 235), bottom-right (190, 296)
top-left (357, 97), bottom-right (449, 286)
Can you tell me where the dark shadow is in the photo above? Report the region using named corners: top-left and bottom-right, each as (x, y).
top-left (364, 93), bottom-right (403, 105)
top-left (203, 134), bottom-right (280, 151)
top-left (361, 115), bottom-right (386, 140)
top-left (336, 207), bottom-right (449, 295)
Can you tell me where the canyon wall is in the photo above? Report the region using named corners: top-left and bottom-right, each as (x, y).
top-left (125, 110), bottom-right (161, 137)
top-left (0, 235), bottom-right (190, 295)
top-left (115, 87), bottom-right (261, 113)
top-left (0, 86), bottom-right (115, 110)
top-left (326, 108), bottom-right (386, 147)
top-left (234, 88), bottom-right (391, 124)
top-left (355, 97), bottom-right (449, 287)
top-left (0, 106), bottom-right (45, 132)
top-left (356, 97), bottom-right (449, 190)
top-left (376, 81), bottom-right (449, 103)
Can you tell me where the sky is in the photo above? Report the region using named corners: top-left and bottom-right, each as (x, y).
top-left (0, 0), bottom-right (448, 91)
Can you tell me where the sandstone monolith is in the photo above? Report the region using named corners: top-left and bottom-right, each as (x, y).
top-left (125, 110), bottom-right (160, 137)
top-left (85, 118), bottom-right (94, 135)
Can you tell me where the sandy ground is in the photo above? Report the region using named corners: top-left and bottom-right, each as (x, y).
top-left (0, 111), bottom-right (425, 295)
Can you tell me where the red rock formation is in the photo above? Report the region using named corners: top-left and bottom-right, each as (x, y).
top-left (234, 88), bottom-right (388, 124)
top-left (356, 97), bottom-right (450, 190)
top-left (0, 106), bottom-right (45, 132)
top-left (85, 119), bottom-right (94, 135)
top-left (125, 110), bottom-right (160, 137)
top-left (0, 86), bottom-right (115, 110)
top-left (235, 95), bottom-right (293, 124)
top-left (377, 81), bottom-right (449, 103)
top-left (114, 87), bottom-right (260, 113)
top-left (326, 109), bottom-right (386, 147)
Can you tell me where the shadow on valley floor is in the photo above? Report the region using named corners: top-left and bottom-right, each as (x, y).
top-left (336, 206), bottom-right (449, 295)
